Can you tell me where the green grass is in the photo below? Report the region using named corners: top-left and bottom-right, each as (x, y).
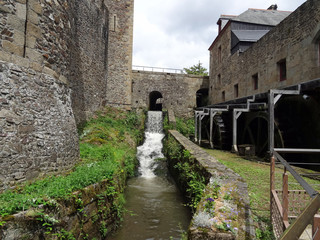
top-left (0, 107), bottom-right (143, 217)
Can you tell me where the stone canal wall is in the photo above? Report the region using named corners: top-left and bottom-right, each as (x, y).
top-left (167, 130), bottom-right (255, 239)
top-left (0, 174), bottom-right (127, 240)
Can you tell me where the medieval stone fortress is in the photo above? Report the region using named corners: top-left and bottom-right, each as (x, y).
top-left (1, 0), bottom-right (320, 239)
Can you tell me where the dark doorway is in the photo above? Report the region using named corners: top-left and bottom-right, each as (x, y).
top-left (196, 88), bottom-right (209, 107)
top-left (149, 91), bottom-right (163, 111)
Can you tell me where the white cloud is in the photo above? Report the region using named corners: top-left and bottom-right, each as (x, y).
top-left (133, 0), bottom-right (307, 71)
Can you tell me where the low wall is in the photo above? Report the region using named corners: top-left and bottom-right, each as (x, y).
top-left (0, 172), bottom-right (127, 240)
top-left (167, 130), bottom-right (255, 239)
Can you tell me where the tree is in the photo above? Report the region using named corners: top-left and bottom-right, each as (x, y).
top-left (183, 62), bottom-right (208, 76)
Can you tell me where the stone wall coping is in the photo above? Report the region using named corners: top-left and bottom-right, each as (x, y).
top-left (168, 130), bottom-right (255, 239)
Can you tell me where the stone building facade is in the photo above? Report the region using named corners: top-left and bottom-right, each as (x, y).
top-left (0, 0), bottom-right (134, 190)
top-left (132, 70), bottom-right (209, 117)
top-left (208, 0), bottom-right (320, 104)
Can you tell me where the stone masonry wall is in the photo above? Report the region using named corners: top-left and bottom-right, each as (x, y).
top-left (0, 0), bottom-right (79, 190)
top-left (104, 0), bottom-right (134, 110)
top-left (68, 0), bottom-right (134, 124)
top-left (68, 0), bottom-right (109, 124)
top-left (132, 71), bottom-right (209, 117)
top-left (0, 61), bottom-right (79, 190)
top-left (209, 0), bottom-right (320, 104)
top-left (0, 0), bottom-right (134, 190)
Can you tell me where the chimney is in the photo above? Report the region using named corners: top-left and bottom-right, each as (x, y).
top-left (267, 4), bottom-right (278, 10)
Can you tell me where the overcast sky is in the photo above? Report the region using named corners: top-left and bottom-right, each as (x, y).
top-left (132, 0), bottom-right (306, 71)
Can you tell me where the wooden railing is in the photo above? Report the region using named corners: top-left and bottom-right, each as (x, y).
top-left (270, 154), bottom-right (320, 239)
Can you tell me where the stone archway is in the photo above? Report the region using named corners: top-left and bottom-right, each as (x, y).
top-left (196, 88), bottom-right (209, 107)
top-left (149, 91), bottom-right (163, 111)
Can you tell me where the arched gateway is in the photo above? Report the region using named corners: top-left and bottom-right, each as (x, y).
top-left (149, 91), bottom-right (163, 111)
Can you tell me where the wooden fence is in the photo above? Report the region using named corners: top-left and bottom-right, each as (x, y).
top-left (270, 154), bottom-right (320, 239)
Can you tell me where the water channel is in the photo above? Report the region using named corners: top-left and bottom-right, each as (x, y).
top-left (110, 111), bottom-right (191, 240)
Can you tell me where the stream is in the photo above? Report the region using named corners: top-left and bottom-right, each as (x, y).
top-left (110, 111), bottom-right (191, 240)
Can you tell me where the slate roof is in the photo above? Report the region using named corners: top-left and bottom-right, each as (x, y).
top-left (232, 30), bottom-right (270, 42)
top-left (232, 8), bottom-right (292, 26)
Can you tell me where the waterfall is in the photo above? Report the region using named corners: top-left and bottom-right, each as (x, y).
top-left (137, 111), bottom-right (165, 178)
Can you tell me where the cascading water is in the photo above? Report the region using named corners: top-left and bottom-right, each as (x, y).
top-left (110, 111), bottom-right (191, 240)
top-left (137, 111), bottom-right (165, 178)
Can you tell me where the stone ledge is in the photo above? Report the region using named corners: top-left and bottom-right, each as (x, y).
top-left (168, 130), bottom-right (255, 240)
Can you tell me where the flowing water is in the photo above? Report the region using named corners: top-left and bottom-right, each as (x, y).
top-left (110, 111), bottom-right (191, 240)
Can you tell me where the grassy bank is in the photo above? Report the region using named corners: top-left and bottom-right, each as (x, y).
top-left (0, 107), bottom-right (144, 218)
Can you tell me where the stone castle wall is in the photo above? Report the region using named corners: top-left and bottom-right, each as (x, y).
top-left (209, 0), bottom-right (320, 104)
top-left (104, 0), bottom-right (134, 110)
top-left (132, 71), bottom-right (209, 117)
top-left (69, 0), bottom-right (134, 124)
top-left (0, 0), bottom-right (134, 190)
top-left (0, 0), bottom-right (79, 190)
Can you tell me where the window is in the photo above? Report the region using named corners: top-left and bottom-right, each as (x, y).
top-left (234, 84), bottom-right (239, 98)
top-left (252, 73), bottom-right (258, 90)
top-left (218, 46), bottom-right (222, 63)
top-left (222, 91), bottom-right (225, 102)
top-left (278, 59), bottom-right (287, 81)
top-left (111, 15), bottom-right (117, 31)
top-left (318, 41), bottom-right (320, 66)
top-left (217, 74), bottom-right (221, 84)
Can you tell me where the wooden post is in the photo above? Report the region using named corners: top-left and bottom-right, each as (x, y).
top-left (270, 155), bottom-right (275, 223)
top-left (313, 215), bottom-right (320, 240)
top-left (282, 171), bottom-right (289, 228)
top-left (271, 156), bottom-right (275, 191)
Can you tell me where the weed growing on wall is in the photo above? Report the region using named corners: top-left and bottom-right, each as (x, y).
top-left (163, 134), bottom-right (206, 211)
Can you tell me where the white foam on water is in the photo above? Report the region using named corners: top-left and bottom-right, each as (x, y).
top-left (137, 111), bottom-right (164, 178)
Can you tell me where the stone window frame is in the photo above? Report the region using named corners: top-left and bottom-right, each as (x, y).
top-left (217, 73), bottom-right (221, 85)
top-left (277, 59), bottom-right (287, 81)
top-left (222, 90), bottom-right (225, 102)
top-left (110, 14), bottom-right (117, 32)
top-left (234, 83), bottom-right (239, 98)
top-left (252, 73), bottom-right (258, 90)
top-left (318, 41), bottom-right (320, 66)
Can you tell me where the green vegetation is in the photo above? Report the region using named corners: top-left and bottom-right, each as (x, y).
top-left (0, 107), bottom-right (143, 223)
top-left (183, 62), bottom-right (208, 76)
top-left (164, 134), bottom-right (206, 211)
top-left (163, 114), bottom-right (194, 138)
top-left (164, 114), bottom-right (205, 210)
